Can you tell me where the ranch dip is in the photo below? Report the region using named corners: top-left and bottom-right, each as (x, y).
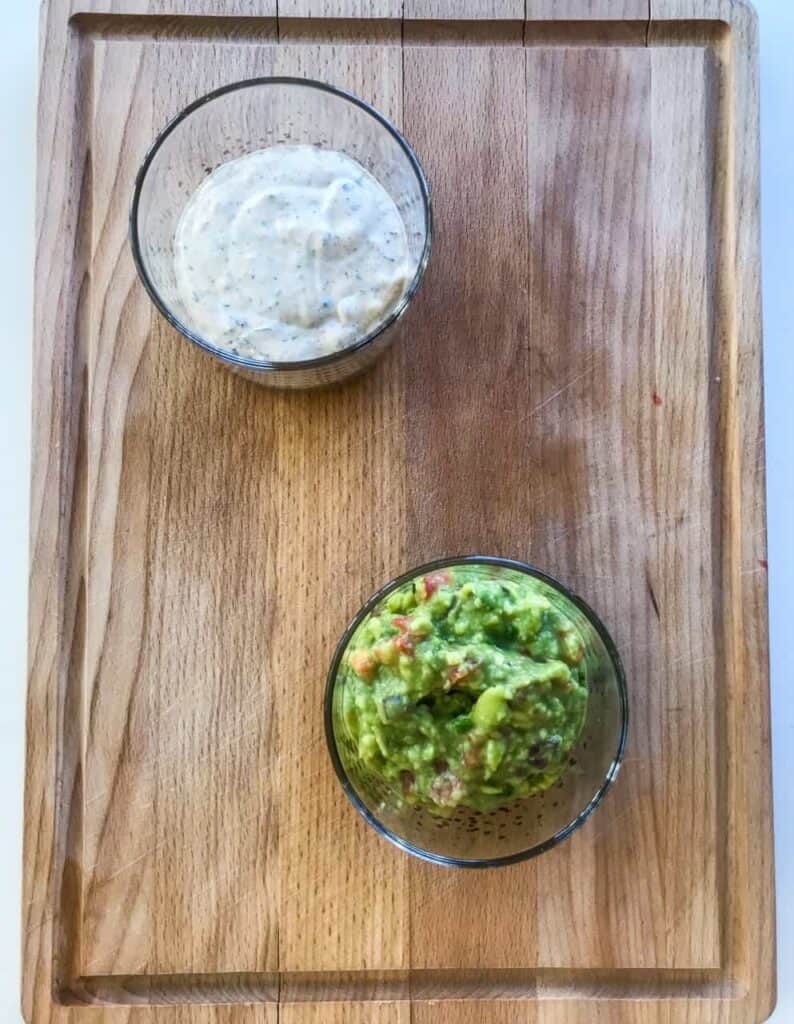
top-left (173, 144), bottom-right (418, 362)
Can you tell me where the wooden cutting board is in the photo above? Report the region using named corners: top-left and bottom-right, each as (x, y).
top-left (24, 0), bottom-right (774, 1021)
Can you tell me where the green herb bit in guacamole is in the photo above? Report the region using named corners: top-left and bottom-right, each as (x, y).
top-left (341, 567), bottom-right (588, 814)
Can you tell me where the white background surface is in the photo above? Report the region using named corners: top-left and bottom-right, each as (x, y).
top-left (1, 1), bottom-right (791, 1020)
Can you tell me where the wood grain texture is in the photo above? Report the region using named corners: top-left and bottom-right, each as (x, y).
top-left (33, 1011), bottom-right (275, 1024)
top-left (729, 1), bottom-right (777, 1013)
top-left (405, 0), bottom-right (524, 19)
top-left (401, 39), bottom-right (539, 973)
top-left (525, 0), bottom-right (650, 19)
top-left (24, 2), bottom-right (93, 1020)
top-left (651, 0), bottom-right (756, 21)
top-left (278, 0), bottom-right (401, 18)
top-left (25, 0), bottom-right (772, 1021)
top-left (266, 41), bottom-right (410, 975)
top-left (647, 42), bottom-right (722, 971)
top-left (78, 28), bottom-right (409, 981)
top-left (524, 46), bottom-right (665, 970)
top-left (68, 0), bottom-right (277, 14)
top-left (281, 1005), bottom-right (409, 1024)
top-left (413, 1003), bottom-right (534, 1024)
top-left (81, 37), bottom-right (284, 977)
top-left (650, 6), bottom-right (775, 1018)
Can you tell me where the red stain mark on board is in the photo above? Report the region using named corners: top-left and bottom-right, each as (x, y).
top-left (652, 391), bottom-right (663, 406)
top-left (759, 559), bottom-right (768, 570)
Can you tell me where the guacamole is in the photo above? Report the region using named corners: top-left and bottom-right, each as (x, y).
top-left (340, 565), bottom-right (588, 814)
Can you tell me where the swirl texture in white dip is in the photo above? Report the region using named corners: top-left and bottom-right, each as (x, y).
top-left (173, 144), bottom-right (418, 362)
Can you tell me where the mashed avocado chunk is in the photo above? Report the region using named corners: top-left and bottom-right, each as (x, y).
top-left (340, 566), bottom-right (588, 814)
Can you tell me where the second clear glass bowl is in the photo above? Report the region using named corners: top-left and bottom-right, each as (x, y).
top-left (130, 77), bottom-right (431, 389)
top-left (325, 556), bottom-right (628, 867)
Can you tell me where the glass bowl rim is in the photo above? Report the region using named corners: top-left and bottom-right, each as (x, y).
top-left (324, 554), bottom-right (629, 869)
top-left (128, 75), bottom-right (433, 374)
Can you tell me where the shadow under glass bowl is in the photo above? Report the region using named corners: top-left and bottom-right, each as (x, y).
top-left (325, 556), bottom-right (628, 868)
top-left (129, 76), bottom-right (432, 390)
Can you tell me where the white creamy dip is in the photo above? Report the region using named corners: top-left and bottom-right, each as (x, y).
top-left (173, 144), bottom-right (418, 362)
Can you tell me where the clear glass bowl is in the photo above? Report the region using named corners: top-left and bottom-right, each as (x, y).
top-left (325, 557), bottom-right (628, 867)
top-left (130, 77), bottom-right (431, 389)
